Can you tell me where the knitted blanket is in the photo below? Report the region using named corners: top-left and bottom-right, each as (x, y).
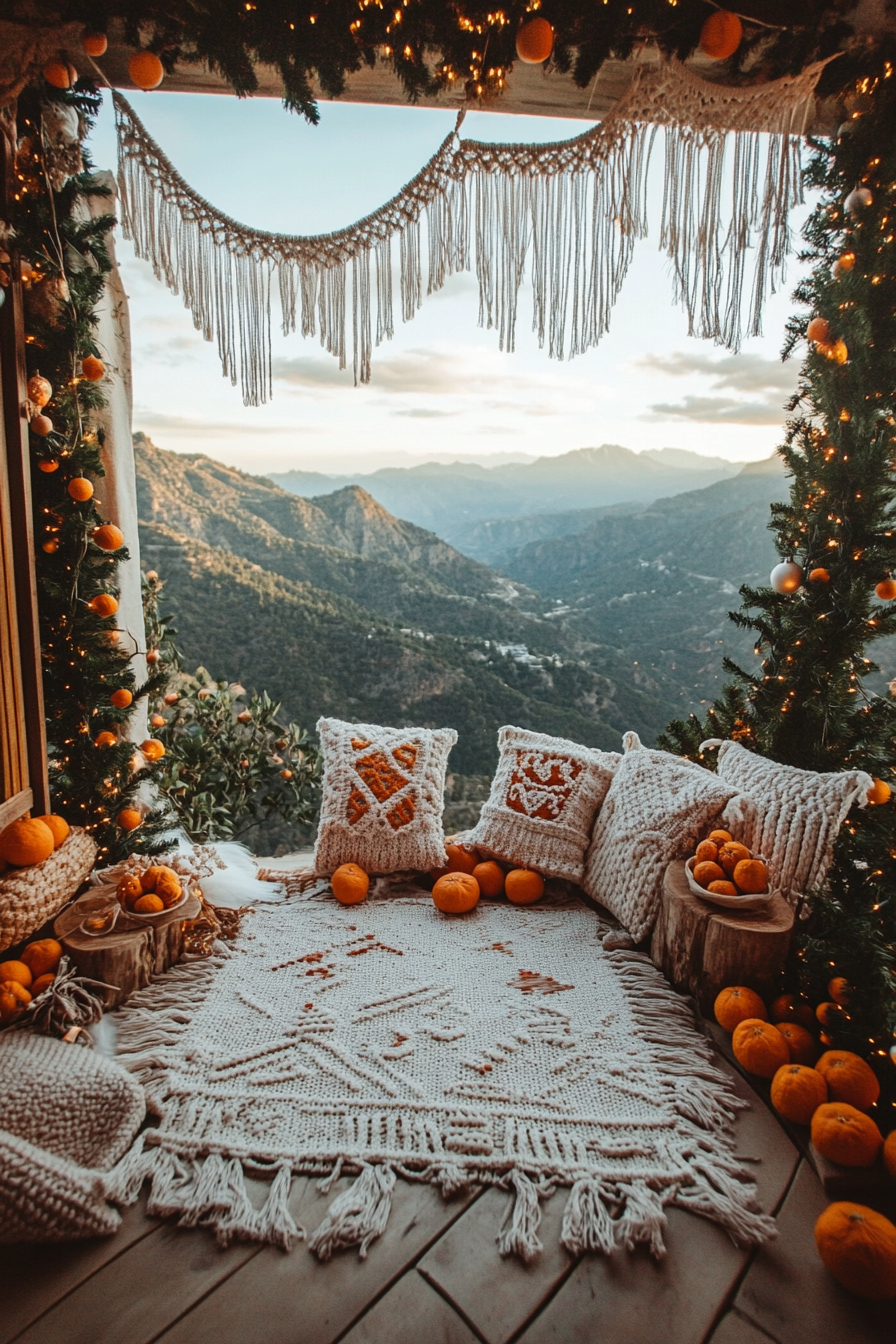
top-left (113, 881), bottom-right (776, 1261)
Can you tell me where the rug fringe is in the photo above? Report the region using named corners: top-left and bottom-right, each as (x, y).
top-left (560, 1176), bottom-right (617, 1256)
top-left (496, 1170), bottom-right (544, 1263)
top-left (142, 1148), bottom-right (302, 1250)
top-left (307, 1162), bottom-right (396, 1261)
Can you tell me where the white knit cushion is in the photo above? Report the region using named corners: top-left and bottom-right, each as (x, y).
top-left (0, 1128), bottom-right (123, 1242)
top-left (711, 740), bottom-right (873, 904)
top-left (582, 733), bottom-right (741, 942)
top-left (314, 717), bottom-right (457, 876)
top-left (469, 726), bottom-right (620, 882)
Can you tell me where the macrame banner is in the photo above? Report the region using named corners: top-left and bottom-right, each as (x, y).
top-left (113, 56), bottom-right (826, 406)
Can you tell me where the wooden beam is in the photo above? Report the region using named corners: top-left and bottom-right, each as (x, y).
top-left (0, 787), bottom-right (33, 832)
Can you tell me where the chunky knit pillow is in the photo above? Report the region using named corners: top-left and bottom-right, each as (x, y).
top-left (582, 732), bottom-right (741, 943)
top-left (314, 717), bottom-right (457, 876)
top-left (468, 726), bottom-right (620, 882)
top-left (709, 739), bottom-right (873, 905)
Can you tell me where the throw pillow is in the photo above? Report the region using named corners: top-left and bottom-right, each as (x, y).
top-left (0, 1128), bottom-right (123, 1242)
top-left (708, 738), bottom-right (873, 904)
top-left (582, 732), bottom-right (741, 942)
top-left (468, 726), bottom-right (620, 882)
top-left (314, 717), bottom-right (457, 876)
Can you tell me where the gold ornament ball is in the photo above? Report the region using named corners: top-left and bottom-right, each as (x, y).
top-left (807, 316), bottom-right (831, 345)
top-left (110, 688), bottom-right (133, 710)
top-left (515, 17), bottom-right (554, 64)
top-left (699, 10), bottom-right (742, 60)
top-left (67, 477), bottom-right (93, 501)
top-left (93, 524), bottom-right (124, 551)
top-left (27, 373), bottom-right (52, 407)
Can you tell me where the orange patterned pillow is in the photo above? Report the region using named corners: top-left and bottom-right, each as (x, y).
top-left (468, 726), bottom-right (620, 882)
top-left (314, 717), bottom-right (457, 876)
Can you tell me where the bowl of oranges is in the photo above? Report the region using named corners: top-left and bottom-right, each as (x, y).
top-left (685, 830), bottom-right (773, 911)
top-left (117, 865), bottom-right (186, 920)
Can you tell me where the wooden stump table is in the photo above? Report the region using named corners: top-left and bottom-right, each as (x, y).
top-left (55, 888), bottom-right (202, 1008)
top-left (650, 859), bottom-right (794, 1015)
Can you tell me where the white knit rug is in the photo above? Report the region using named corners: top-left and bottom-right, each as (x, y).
top-left (113, 881), bottom-right (776, 1261)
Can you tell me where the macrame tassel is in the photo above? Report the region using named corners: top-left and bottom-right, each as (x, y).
top-left (307, 1163), bottom-right (396, 1261)
top-left (675, 1158), bottom-right (778, 1248)
top-left (560, 1177), bottom-right (617, 1255)
top-left (496, 1170), bottom-right (543, 1263)
top-left (101, 1132), bottom-right (153, 1205)
top-left (254, 1163), bottom-right (301, 1252)
top-left (613, 1181), bottom-right (669, 1258)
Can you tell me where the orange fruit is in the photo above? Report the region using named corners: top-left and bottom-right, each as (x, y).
top-left (432, 872), bottom-right (480, 914)
top-left (714, 986), bottom-right (767, 1032)
top-left (718, 842), bottom-right (751, 877)
top-left (82, 32), bottom-right (108, 57)
top-left (0, 960), bottom-right (33, 990)
top-left (139, 865), bottom-right (167, 893)
top-left (472, 860), bottom-right (505, 897)
top-left (154, 870), bottom-right (183, 906)
top-left (93, 524), bottom-right (124, 552)
top-left (693, 860), bottom-right (725, 887)
top-left (811, 1103), bottom-right (882, 1168)
top-left (699, 9), bottom-right (742, 60)
top-left (0, 981), bottom-right (31, 1021)
top-left (110, 688), bottom-right (133, 709)
top-left (777, 1022), bottom-right (819, 1066)
top-left (89, 593), bottom-right (118, 617)
top-left (118, 874), bottom-right (144, 905)
top-left (708, 829), bottom-right (732, 845)
top-left (0, 817), bottom-right (55, 867)
top-left (31, 973), bottom-right (56, 996)
top-left (505, 869), bottom-right (545, 905)
top-left (732, 1019), bottom-right (789, 1079)
top-left (816, 1051), bottom-right (881, 1111)
top-left (769, 993), bottom-right (795, 1022)
top-left (117, 808), bottom-right (142, 831)
top-left (331, 863), bottom-right (369, 905)
top-left (140, 738), bottom-right (165, 760)
top-left (771, 1064), bottom-right (828, 1125)
top-left (33, 814), bottom-right (69, 848)
top-left (21, 938), bottom-right (63, 978)
top-left (866, 776), bottom-right (892, 804)
top-left (444, 843), bottom-right (479, 875)
top-left (80, 355), bottom-right (105, 381)
top-left (129, 51), bottom-right (165, 89)
top-left (707, 880), bottom-right (738, 897)
top-left (828, 977), bottom-right (851, 1006)
top-left (67, 477), bottom-right (94, 501)
top-left (43, 61), bottom-right (77, 89)
top-left (733, 858), bottom-right (768, 894)
top-left (816, 1001), bottom-right (845, 1029)
top-left (815, 1202), bottom-right (896, 1300)
top-left (694, 840), bottom-right (718, 864)
top-left (769, 993), bottom-right (816, 1028)
top-left (133, 893), bottom-right (164, 914)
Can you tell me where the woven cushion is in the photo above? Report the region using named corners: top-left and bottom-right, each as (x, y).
top-left (0, 1128), bottom-right (123, 1243)
top-left (582, 733), bottom-right (741, 942)
top-left (314, 717), bottom-right (457, 876)
top-left (468, 726), bottom-right (620, 882)
top-left (712, 740), bottom-right (873, 904)
top-left (0, 1032), bottom-right (145, 1170)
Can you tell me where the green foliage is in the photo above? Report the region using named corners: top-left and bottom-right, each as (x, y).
top-left (662, 70), bottom-right (896, 1119)
top-left (142, 573), bottom-right (320, 846)
top-left (12, 85), bottom-right (168, 861)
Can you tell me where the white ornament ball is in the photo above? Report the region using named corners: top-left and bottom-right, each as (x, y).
top-left (845, 186), bottom-right (873, 215)
top-left (770, 561), bottom-right (804, 594)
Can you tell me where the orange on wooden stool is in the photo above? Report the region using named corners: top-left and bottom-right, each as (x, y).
top-left (731, 1018), bottom-right (789, 1078)
top-left (816, 1050), bottom-right (880, 1111)
top-left (432, 872), bottom-right (480, 914)
top-left (770, 1064), bottom-right (828, 1125)
top-left (708, 829), bottom-right (732, 846)
top-left (732, 858), bottom-right (768, 893)
top-left (472, 860), bottom-right (505, 897)
top-left (693, 860), bottom-right (725, 887)
top-left (777, 1022), bottom-right (819, 1066)
top-left (717, 842), bottom-right (750, 877)
top-left (714, 986), bottom-right (767, 1032)
top-left (811, 1103), bottom-right (882, 1167)
top-left (694, 840), bottom-right (718, 864)
top-left (815, 1203), bottom-right (896, 1299)
top-left (707, 880), bottom-right (738, 897)
top-left (331, 863), bottom-right (369, 905)
top-left (505, 869), bottom-right (544, 905)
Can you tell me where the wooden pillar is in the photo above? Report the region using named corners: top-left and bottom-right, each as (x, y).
top-left (0, 103), bottom-right (49, 826)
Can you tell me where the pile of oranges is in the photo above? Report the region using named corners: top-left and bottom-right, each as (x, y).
top-left (0, 813), bottom-right (71, 872)
top-left (329, 843), bottom-right (545, 917)
top-left (117, 865), bottom-right (184, 915)
top-left (0, 938), bottom-right (64, 1023)
top-left (689, 829), bottom-right (769, 898)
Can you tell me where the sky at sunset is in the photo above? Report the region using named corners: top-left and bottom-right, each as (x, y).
top-left (87, 90), bottom-right (812, 476)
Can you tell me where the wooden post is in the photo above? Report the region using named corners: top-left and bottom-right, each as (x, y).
top-left (0, 103), bottom-right (49, 821)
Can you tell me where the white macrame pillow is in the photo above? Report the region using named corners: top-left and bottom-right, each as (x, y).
top-left (708, 739), bottom-right (873, 905)
top-left (469, 726), bottom-right (620, 882)
top-left (314, 717), bottom-right (457, 876)
top-left (582, 732), bottom-right (742, 943)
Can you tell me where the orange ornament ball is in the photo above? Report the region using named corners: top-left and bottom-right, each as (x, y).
top-left (94, 731), bottom-right (117, 749)
top-left (67, 477), bottom-right (94, 501)
top-left (807, 316), bottom-right (832, 345)
top-left (42, 539), bottom-right (59, 554)
top-left (867, 777), bottom-right (891, 805)
top-left (129, 51), bottom-right (165, 90)
top-left (117, 808), bottom-right (143, 832)
top-left (515, 17), bottom-right (554, 64)
top-left (93, 524), bottom-right (124, 551)
top-left (808, 567), bottom-right (830, 584)
top-left (44, 61), bottom-right (77, 90)
top-left (699, 10), bottom-right (742, 60)
top-left (141, 738), bottom-right (166, 761)
top-left (89, 593), bottom-right (118, 618)
top-left (82, 32), bottom-right (108, 57)
top-left (331, 863), bottom-right (370, 905)
top-left (150, 714), bottom-right (166, 728)
top-left (432, 872), bottom-right (480, 915)
top-left (110, 688), bottom-right (133, 710)
top-left (875, 578), bottom-right (896, 601)
top-left (80, 355), bottom-right (105, 382)
top-left (279, 768), bottom-right (293, 779)
top-left (31, 414), bottom-right (53, 437)
top-left (38, 460), bottom-right (59, 474)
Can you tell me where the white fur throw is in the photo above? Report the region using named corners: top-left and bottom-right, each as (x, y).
top-left (582, 733), bottom-right (741, 943)
top-left (314, 717), bottom-right (457, 876)
top-left (469, 727), bottom-right (620, 882)
top-left (708, 739), bottom-right (873, 905)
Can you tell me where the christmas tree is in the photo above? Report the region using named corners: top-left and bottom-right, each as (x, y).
top-left (661, 68), bottom-right (896, 1118)
top-left (13, 83), bottom-right (169, 862)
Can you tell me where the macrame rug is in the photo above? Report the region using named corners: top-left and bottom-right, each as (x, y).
top-left (111, 879), bottom-right (777, 1262)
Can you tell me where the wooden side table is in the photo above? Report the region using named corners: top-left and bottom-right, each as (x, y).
top-left (650, 859), bottom-right (794, 1014)
top-left (55, 888), bottom-right (202, 1008)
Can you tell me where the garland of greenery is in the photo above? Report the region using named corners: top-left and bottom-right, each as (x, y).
top-left (661, 65), bottom-right (896, 1124)
top-left (12, 82), bottom-right (170, 862)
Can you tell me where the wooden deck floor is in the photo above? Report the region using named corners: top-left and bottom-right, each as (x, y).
top-left (3, 1049), bottom-right (891, 1344)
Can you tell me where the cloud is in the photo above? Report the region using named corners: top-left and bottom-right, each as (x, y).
top-left (393, 406), bottom-right (460, 419)
top-left (272, 345), bottom-right (579, 398)
top-left (636, 351), bottom-right (797, 425)
top-left (133, 410), bottom-right (325, 437)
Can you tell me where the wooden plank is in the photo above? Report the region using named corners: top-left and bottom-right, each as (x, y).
top-left (714, 1056), bottom-right (799, 1214)
top-left (0, 1196), bottom-right (160, 1344)
top-left (341, 1270), bottom-right (480, 1344)
top-left (733, 1160), bottom-right (893, 1344)
top-left (707, 1309), bottom-right (779, 1344)
top-left (0, 787), bottom-right (32, 832)
top-left (417, 1184), bottom-right (577, 1344)
top-left (155, 1174), bottom-right (480, 1344)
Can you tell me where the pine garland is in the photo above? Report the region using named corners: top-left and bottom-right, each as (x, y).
top-left (661, 67), bottom-right (896, 1121)
top-left (13, 83), bottom-right (170, 862)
